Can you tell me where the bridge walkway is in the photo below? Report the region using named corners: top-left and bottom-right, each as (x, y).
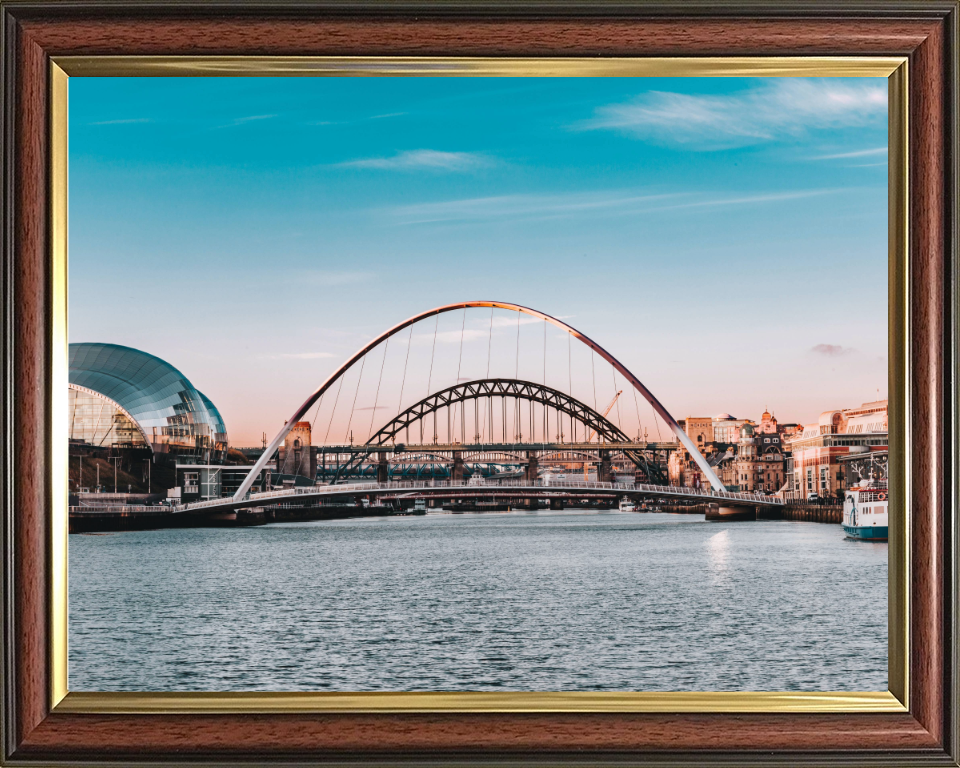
top-left (71, 480), bottom-right (783, 517)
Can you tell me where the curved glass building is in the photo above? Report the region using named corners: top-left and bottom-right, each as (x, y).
top-left (68, 343), bottom-right (228, 461)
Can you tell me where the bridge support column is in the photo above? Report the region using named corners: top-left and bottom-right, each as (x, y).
top-left (598, 450), bottom-right (613, 483)
top-left (525, 451), bottom-right (539, 482)
top-left (452, 451), bottom-right (465, 483)
top-left (756, 505), bottom-right (783, 520)
top-left (705, 503), bottom-right (757, 522)
top-left (549, 498), bottom-right (563, 510)
top-left (377, 452), bottom-right (389, 484)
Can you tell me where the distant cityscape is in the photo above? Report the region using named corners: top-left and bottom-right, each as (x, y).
top-left (670, 401), bottom-right (888, 500)
top-left (66, 341), bottom-right (888, 512)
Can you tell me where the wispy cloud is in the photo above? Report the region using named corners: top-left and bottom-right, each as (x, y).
top-left (306, 112), bottom-right (406, 128)
top-left (390, 191), bottom-right (684, 224)
top-left (409, 329), bottom-right (490, 345)
top-left (339, 149), bottom-right (491, 172)
top-left (489, 315), bottom-right (546, 329)
top-left (388, 188), bottom-right (847, 225)
top-left (230, 114), bottom-right (276, 125)
top-left (486, 314), bottom-right (574, 329)
top-left (658, 189), bottom-right (842, 211)
top-left (811, 343), bottom-right (854, 357)
top-left (813, 147), bottom-right (887, 160)
top-left (577, 79), bottom-right (887, 150)
top-left (398, 314), bottom-right (578, 345)
top-left (90, 118), bottom-right (153, 126)
top-left (212, 114), bottom-right (277, 130)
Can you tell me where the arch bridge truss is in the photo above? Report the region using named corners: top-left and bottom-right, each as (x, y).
top-left (323, 378), bottom-right (667, 485)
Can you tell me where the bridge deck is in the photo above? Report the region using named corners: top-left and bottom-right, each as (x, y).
top-left (317, 441), bottom-right (678, 454)
top-left (69, 480), bottom-right (782, 517)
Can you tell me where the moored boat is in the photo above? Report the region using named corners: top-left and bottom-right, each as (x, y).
top-left (618, 496), bottom-right (637, 512)
top-left (842, 484), bottom-right (888, 541)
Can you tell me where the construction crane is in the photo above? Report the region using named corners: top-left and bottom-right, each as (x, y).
top-left (587, 390), bottom-right (622, 442)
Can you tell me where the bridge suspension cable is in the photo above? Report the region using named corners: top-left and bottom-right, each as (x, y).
top-left (368, 339), bottom-right (389, 438)
top-left (323, 372), bottom-right (345, 445)
top-left (345, 356), bottom-right (365, 444)
top-left (234, 301), bottom-right (725, 500)
top-left (612, 368), bottom-right (623, 431)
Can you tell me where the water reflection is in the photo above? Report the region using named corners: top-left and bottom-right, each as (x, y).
top-left (69, 511), bottom-right (888, 692)
top-left (706, 528), bottom-right (730, 583)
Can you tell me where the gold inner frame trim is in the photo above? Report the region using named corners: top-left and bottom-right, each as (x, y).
top-left (58, 690), bottom-right (905, 714)
top-left (49, 61), bottom-right (69, 710)
top-left (54, 55), bottom-right (905, 78)
top-left (886, 61), bottom-right (909, 709)
top-left (48, 56), bottom-right (909, 715)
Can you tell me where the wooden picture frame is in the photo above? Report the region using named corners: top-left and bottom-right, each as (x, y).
top-left (1, 2), bottom-right (957, 764)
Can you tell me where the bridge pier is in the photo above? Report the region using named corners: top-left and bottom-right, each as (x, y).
top-left (598, 450), bottom-right (613, 483)
top-left (210, 507), bottom-right (268, 527)
top-left (705, 503), bottom-right (757, 522)
top-left (452, 451), bottom-right (465, 483)
top-left (525, 451), bottom-right (539, 482)
top-left (377, 452), bottom-right (389, 484)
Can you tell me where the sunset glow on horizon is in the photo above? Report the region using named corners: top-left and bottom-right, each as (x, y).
top-left (69, 76), bottom-right (888, 445)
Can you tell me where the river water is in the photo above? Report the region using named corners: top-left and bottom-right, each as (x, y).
top-left (68, 510), bottom-right (887, 692)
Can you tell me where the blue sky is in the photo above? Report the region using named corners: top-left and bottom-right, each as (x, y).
top-left (69, 77), bottom-right (888, 445)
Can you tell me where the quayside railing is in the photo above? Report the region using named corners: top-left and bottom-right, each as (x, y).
top-left (70, 479), bottom-right (782, 515)
top-left (175, 479), bottom-right (781, 513)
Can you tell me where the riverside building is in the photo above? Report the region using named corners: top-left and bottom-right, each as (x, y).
top-left (784, 400), bottom-right (888, 501)
top-left (68, 342), bottom-right (230, 499)
top-left (669, 412), bottom-right (784, 492)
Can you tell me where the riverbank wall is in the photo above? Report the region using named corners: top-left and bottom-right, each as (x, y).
top-left (660, 504), bottom-right (707, 515)
top-left (69, 503), bottom-right (393, 533)
top-left (661, 502), bottom-right (842, 524)
top-left (779, 504), bottom-right (843, 524)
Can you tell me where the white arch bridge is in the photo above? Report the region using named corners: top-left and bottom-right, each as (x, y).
top-left (201, 301), bottom-right (773, 515)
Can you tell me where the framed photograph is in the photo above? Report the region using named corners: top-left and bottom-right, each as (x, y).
top-left (1, 2), bottom-right (957, 765)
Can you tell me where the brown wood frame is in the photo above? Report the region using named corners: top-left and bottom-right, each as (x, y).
top-left (1, 2), bottom-right (958, 765)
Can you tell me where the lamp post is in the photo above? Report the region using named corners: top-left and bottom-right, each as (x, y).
top-left (110, 456), bottom-right (120, 494)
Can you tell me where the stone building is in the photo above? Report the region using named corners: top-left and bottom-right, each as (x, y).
top-left (277, 421), bottom-right (318, 482)
top-left (677, 416), bottom-right (714, 449)
top-left (711, 413), bottom-right (753, 445)
top-left (667, 445), bottom-right (712, 489)
top-left (669, 416), bottom-right (729, 488)
top-left (784, 400), bottom-right (888, 500)
top-left (722, 423), bottom-right (785, 493)
top-left (669, 411), bottom-right (786, 492)
top-left (779, 423), bottom-right (802, 438)
top-left (757, 409), bottom-right (779, 434)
